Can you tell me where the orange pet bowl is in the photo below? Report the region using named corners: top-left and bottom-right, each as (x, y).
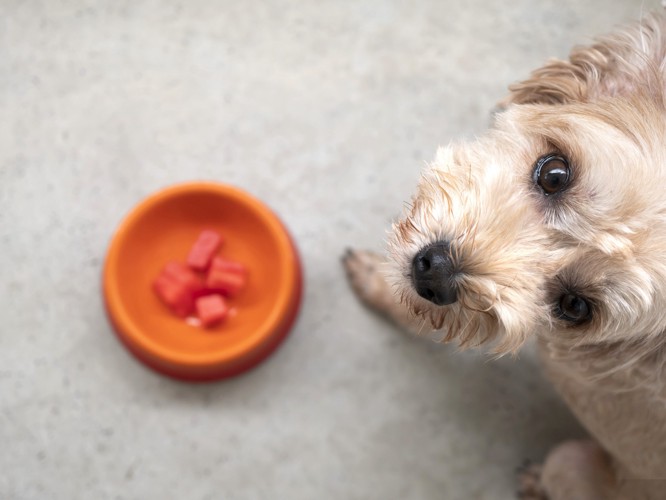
top-left (103, 182), bottom-right (303, 382)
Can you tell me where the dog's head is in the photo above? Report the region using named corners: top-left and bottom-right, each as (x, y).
top-left (387, 21), bottom-right (666, 357)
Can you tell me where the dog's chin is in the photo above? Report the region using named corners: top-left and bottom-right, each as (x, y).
top-left (393, 272), bottom-right (537, 355)
top-left (405, 294), bottom-right (496, 347)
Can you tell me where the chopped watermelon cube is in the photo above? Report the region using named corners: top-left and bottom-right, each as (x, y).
top-left (195, 294), bottom-right (229, 327)
top-left (163, 261), bottom-right (205, 292)
top-left (186, 230), bottom-right (223, 271)
top-left (209, 256), bottom-right (247, 275)
top-left (153, 275), bottom-right (193, 317)
top-left (205, 257), bottom-right (247, 297)
top-left (153, 261), bottom-right (204, 317)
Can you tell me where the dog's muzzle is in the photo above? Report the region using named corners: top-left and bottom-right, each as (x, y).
top-left (411, 241), bottom-right (458, 306)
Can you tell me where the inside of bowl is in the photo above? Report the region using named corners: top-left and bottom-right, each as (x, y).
top-left (111, 188), bottom-right (293, 359)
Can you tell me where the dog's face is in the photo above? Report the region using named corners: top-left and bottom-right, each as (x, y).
top-left (387, 99), bottom-right (666, 354)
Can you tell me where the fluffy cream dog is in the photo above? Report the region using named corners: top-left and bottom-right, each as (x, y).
top-left (344, 12), bottom-right (666, 500)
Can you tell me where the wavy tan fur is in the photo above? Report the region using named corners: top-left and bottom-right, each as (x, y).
top-left (344, 11), bottom-right (666, 499)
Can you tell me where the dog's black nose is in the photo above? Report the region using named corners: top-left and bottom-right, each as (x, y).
top-left (412, 241), bottom-right (458, 306)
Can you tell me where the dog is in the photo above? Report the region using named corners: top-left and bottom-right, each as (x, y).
top-left (344, 11), bottom-right (666, 500)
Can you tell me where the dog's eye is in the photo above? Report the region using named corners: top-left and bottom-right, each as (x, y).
top-left (557, 293), bottom-right (591, 324)
top-left (534, 154), bottom-right (571, 195)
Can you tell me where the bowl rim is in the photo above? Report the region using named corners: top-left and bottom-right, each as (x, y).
top-left (103, 181), bottom-right (301, 371)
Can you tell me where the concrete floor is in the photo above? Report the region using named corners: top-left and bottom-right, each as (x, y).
top-left (1, 1), bottom-right (659, 499)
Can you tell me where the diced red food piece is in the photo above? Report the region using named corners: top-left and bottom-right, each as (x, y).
top-left (209, 256), bottom-right (247, 275)
top-left (162, 261), bottom-right (205, 293)
top-left (186, 230), bottom-right (223, 271)
top-left (153, 261), bottom-right (205, 317)
top-left (195, 294), bottom-right (229, 327)
top-left (205, 258), bottom-right (247, 297)
top-left (153, 275), bottom-right (193, 317)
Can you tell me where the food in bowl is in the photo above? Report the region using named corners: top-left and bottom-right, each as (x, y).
top-left (153, 230), bottom-right (247, 328)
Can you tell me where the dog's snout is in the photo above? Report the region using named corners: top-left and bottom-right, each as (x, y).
top-left (412, 242), bottom-right (458, 306)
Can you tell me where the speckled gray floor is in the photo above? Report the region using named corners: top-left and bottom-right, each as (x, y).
top-left (1, 1), bottom-right (659, 499)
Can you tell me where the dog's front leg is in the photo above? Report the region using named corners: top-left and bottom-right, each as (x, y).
top-left (518, 440), bottom-right (618, 500)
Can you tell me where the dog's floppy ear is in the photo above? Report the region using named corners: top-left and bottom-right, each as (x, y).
top-left (503, 14), bottom-right (665, 106)
top-left (505, 57), bottom-right (589, 105)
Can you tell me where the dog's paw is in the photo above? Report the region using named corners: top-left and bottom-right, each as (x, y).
top-left (342, 248), bottom-right (393, 312)
top-left (516, 460), bottom-right (548, 500)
